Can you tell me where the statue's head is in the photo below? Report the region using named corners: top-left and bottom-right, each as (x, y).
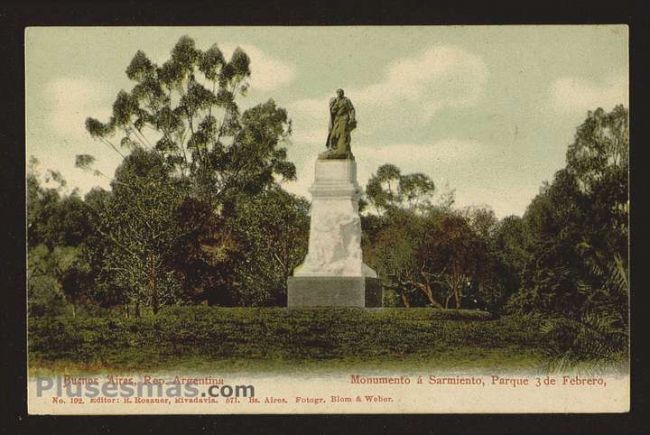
top-left (336, 88), bottom-right (344, 97)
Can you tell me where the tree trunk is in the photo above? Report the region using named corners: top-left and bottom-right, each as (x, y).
top-left (135, 301), bottom-right (141, 318)
top-left (152, 286), bottom-right (159, 315)
top-left (149, 254), bottom-right (159, 315)
top-left (71, 304), bottom-right (76, 319)
top-left (415, 271), bottom-right (443, 308)
top-left (446, 269), bottom-right (464, 309)
top-left (422, 282), bottom-right (443, 309)
top-left (400, 292), bottom-right (411, 308)
top-left (445, 292), bottom-right (453, 309)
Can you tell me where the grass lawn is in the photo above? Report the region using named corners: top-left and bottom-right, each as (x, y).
top-left (28, 307), bottom-right (627, 376)
top-left (30, 347), bottom-right (550, 376)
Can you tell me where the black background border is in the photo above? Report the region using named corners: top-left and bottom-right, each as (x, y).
top-left (1, 1), bottom-right (648, 433)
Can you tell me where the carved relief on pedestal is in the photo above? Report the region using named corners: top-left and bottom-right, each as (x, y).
top-left (293, 159), bottom-right (377, 278)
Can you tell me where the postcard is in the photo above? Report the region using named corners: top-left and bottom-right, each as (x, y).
top-left (26, 25), bottom-right (629, 414)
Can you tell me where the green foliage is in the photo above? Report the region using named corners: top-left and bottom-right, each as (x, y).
top-left (28, 39), bottom-right (629, 376)
top-left (32, 307), bottom-right (557, 368)
top-left (27, 164), bottom-right (96, 318)
top-left (364, 199), bottom-right (507, 311)
top-left (505, 106), bottom-right (629, 367)
top-left (85, 35), bottom-right (294, 206)
top-left (364, 210), bottom-right (427, 307)
top-left (539, 312), bottom-right (628, 372)
top-left (87, 149), bottom-right (187, 314)
top-left (366, 164), bottom-right (436, 214)
top-left (74, 36), bottom-right (302, 313)
top-left (419, 211), bottom-right (489, 309)
top-left (168, 196), bottom-right (237, 306)
top-left (163, 184), bottom-right (310, 307)
top-left (27, 164), bottom-right (93, 250)
top-left (510, 105), bottom-right (628, 321)
top-left (29, 308), bottom-right (627, 372)
top-left (28, 244), bottom-right (84, 318)
top-left (535, 255), bottom-right (629, 371)
top-left (486, 215), bottom-right (532, 312)
top-left (28, 276), bottom-right (68, 318)
top-left (566, 105), bottom-right (628, 195)
top-left (363, 164), bottom-right (518, 311)
top-left (226, 186), bottom-right (309, 306)
top-left (74, 154), bottom-right (96, 170)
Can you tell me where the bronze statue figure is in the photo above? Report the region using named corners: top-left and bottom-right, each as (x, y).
top-left (319, 89), bottom-right (356, 160)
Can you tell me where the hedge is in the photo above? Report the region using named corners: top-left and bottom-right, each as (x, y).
top-left (28, 307), bottom-right (551, 368)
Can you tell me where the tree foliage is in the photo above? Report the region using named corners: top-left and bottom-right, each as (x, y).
top-left (365, 164), bottom-right (436, 215)
top-left (27, 162), bottom-right (95, 317)
top-left (73, 36), bottom-right (302, 314)
top-left (364, 193), bottom-right (504, 310)
top-left (226, 186), bottom-right (309, 306)
top-left (509, 105), bottom-right (628, 330)
top-left (86, 149), bottom-right (187, 315)
top-left (84, 36), bottom-right (295, 206)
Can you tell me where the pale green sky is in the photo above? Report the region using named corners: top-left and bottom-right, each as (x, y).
top-left (25, 26), bottom-right (628, 217)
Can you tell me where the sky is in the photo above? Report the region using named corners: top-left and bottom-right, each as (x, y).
top-left (25, 26), bottom-right (628, 218)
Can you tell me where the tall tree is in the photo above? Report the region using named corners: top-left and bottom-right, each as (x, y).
top-left (365, 164), bottom-right (436, 215)
top-left (80, 36), bottom-right (300, 313)
top-left (486, 215), bottom-right (532, 313)
top-left (27, 159), bottom-right (96, 317)
top-left (86, 149), bottom-right (187, 315)
top-left (418, 212), bottom-right (488, 309)
top-left (510, 105), bottom-right (629, 322)
top-left (365, 210), bottom-right (433, 308)
top-left (84, 36), bottom-right (295, 207)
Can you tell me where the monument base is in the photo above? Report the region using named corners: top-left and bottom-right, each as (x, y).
top-left (287, 277), bottom-right (382, 307)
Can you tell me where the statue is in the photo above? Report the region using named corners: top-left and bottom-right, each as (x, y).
top-left (288, 89), bottom-right (381, 306)
top-left (319, 89), bottom-right (356, 160)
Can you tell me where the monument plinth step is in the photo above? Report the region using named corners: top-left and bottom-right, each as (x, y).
top-left (287, 276), bottom-right (383, 307)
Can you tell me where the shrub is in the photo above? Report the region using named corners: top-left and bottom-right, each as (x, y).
top-left (539, 312), bottom-right (629, 372)
top-left (28, 275), bottom-right (69, 318)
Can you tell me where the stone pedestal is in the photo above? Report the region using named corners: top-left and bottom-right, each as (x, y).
top-left (287, 277), bottom-right (382, 307)
top-left (287, 158), bottom-right (382, 307)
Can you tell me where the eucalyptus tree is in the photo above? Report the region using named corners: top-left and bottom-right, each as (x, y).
top-left (365, 164), bottom-right (436, 215)
top-left (84, 35), bottom-right (295, 205)
top-left (80, 36), bottom-right (297, 313)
